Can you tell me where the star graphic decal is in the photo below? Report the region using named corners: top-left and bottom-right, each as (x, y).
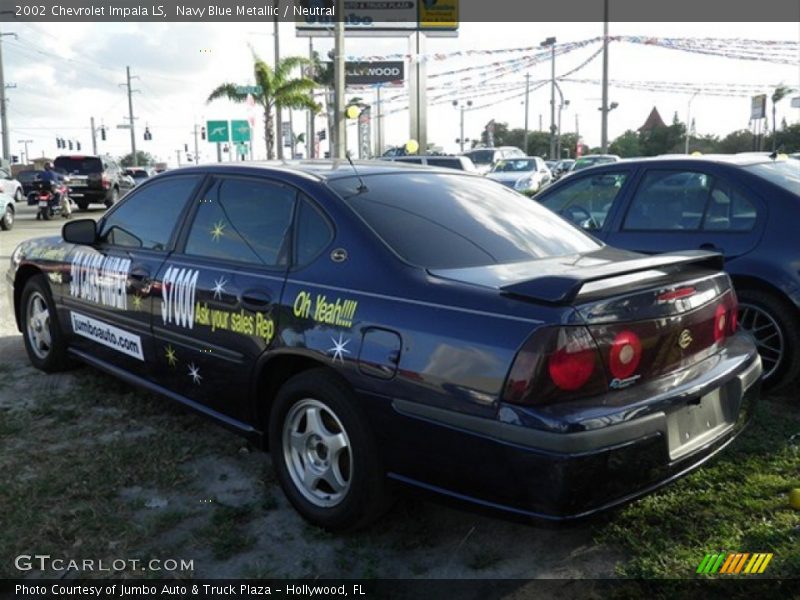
top-left (188, 362), bottom-right (202, 385)
top-left (131, 294), bottom-right (143, 311)
top-left (212, 276), bottom-right (228, 300)
top-left (327, 333), bottom-right (351, 364)
top-left (165, 344), bottom-right (178, 368)
top-left (210, 220), bottom-right (226, 242)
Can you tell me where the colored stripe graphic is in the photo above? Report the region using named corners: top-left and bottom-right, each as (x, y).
top-left (703, 552), bottom-right (774, 575)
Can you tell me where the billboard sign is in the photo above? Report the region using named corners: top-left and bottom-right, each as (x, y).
top-left (358, 106), bottom-right (372, 159)
top-left (296, 0), bottom-right (457, 35)
top-left (342, 61), bottom-right (404, 85)
top-left (750, 95), bottom-right (767, 120)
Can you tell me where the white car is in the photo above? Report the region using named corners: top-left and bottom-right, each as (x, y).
top-left (486, 157), bottom-right (552, 195)
top-left (0, 167), bottom-right (24, 202)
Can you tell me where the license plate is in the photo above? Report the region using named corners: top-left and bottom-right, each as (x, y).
top-left (38, 200), bottom-right (49, 208)
top-left (70, 181), bottom-right (87, 188)
top-left (666, 387), bottom-right (737, 460)
top-left (70, 193), bottom-right (84, 198)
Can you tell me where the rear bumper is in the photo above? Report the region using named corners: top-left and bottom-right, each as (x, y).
top-left (389, 334), bottom-right (761, 520)
top-left (67, 188), bottom-right (108, 203)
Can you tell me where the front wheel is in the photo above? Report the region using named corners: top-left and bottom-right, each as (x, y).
top-left (737, 288), bottom-right (800, 390)
top-left (21, 275), bottom-right (69, 372)
top-left (14, 188), bottom-right (22, 203)
top-left (269, 369), bottom-right (393, 531)
top-left (105, 187), bottom-right (119, 208)
top-left (0, 205), bottom-right (13, 230)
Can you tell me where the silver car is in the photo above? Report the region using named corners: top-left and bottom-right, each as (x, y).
top-left (486, 157), bottom-right (552, 195)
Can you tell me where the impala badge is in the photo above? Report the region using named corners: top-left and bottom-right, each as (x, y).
top-left (678, 329), bottom-right (693, 350)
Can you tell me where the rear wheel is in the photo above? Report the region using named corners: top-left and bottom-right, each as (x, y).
top-left (76, 201), bottom-right (89, 211)
top-left (21, 275), bottom-right (69, 372)
top-left (0, 205), bottom-right (13, 230)
top-left (737, 288), bottom-right (800, 390)
top-left (14, 188), bottom-right (22, 203)
top-left (41, 207), bottom-right (51, 221)
top-left (105, 187), bottom-right (119, 208)
top-left (269, 369), bottom-right (392, 531)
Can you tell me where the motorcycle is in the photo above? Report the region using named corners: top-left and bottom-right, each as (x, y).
top-left (27, 177), bottom-right (71, 221)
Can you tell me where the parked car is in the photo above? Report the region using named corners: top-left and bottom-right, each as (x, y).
top-left (551, 159), bottom-right (575, 181)
top-left (535, 154), bottom-right (799, 388)
top-left (8, 162), bottom-right (760, 530)
top-left (463, 146), bottom-right (525, 174)
top-left (0, 190), bottom-right (14, 230)
top-left (486, 157), bottom-right (552, 194)
top-left (125, 167), bottom-right (156, 186)
top-left (0, 166), bottom-right (24, 202)
top-left (16, 170), bottom-right (43, 197)
top-left (385, 155), bottom-right (476, 171)
top-left (54, 154), bottom-right (132, 210)
top-left (566, 154), bottom-right (621, 175)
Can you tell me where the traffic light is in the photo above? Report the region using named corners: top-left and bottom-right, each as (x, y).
top-left (76, 141), bottom-right (81, 151)
top-left (68, 140), bottom-right (73, 150)
top-left (317, 130), bottom-right (326, 141)
top-left (144, 127), bottom-right (152, 141)
top-left (56, 138), bottom-right (65, 149)
top-left (100, 127), bottom-right (106, 141)
top-left (201, 127), bottom-right (206, 140)
top-left (184, 143), bottom-right (189, 152)
top-left (11, 155), bottom-right (18, 164)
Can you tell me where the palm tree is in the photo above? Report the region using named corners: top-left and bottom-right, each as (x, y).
top-left (771, 84), bottom-right (795, 152)
top-left (207, 53), bottom-right (319, 160)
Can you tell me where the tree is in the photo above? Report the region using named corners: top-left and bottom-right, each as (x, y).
top-left (609, 130), bottom-right (641, 158)
top-left (766, 123), bottom-right (800, 153)
top-left (771, 84), bottom-right (796, 152)
top-left (208, 52), bottom-right (319, 160)
top-left (718, 129), bottom-right (754, 154)
top-left (119, 151), bottom-right (154, 168)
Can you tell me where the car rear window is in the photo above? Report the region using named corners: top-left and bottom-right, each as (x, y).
top-left (426, 158), bottom-right (462, 169)
top-left (329, 173), bottom-right (600, 269)
top-left (465, 150), bottom-right (495, 165)
top-left (54, 156), bottom-right (103, 175)
top-left (745, 161), bottom-right (800, 194)
top-left (17, 171), bottom-right (38, 182)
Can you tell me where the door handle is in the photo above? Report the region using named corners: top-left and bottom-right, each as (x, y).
top-left (240, 289), bottom-right (272, 311)
top-left (129, 266), bottom-right (151, 291)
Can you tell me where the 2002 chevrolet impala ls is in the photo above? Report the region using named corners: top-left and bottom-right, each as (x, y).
top-left (8, 161), bottom-right (761, 530)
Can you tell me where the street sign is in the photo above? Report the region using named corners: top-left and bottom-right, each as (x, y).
top-left (332, 61), bottom-right (404, 86)
top-left (791, 96), bottom-right (800, 109)
top-left (235, 85), bottom-right (262, 95)
top-left (231, 120), bottom-right (251, 143)
top-left (282, 121), bottom-right (292, 147)
top-left (419, 0), bottom-right (459, 30)
top-left (750, 95), bottom-right (767, 120)
top-left (358, 106), bottom-right (372, 159)
top-left (206, 120), bottom-right (230, 143)
top-left (116, 124), bottom-right (131, 129)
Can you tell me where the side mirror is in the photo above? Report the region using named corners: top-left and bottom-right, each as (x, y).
top-left (63, 219), bottom-right (98, 245)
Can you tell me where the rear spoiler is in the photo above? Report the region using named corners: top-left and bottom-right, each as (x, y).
top-left (500, 250), bottom-right (724, 305)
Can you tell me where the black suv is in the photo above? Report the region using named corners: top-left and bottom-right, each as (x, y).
top-left (54, 155), bottom-right (131, 210)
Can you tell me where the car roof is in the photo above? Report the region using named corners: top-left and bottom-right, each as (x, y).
top-left (610, 154), bottom-right (788, 167)
top-left (159, 159), bottom-right (482, 182)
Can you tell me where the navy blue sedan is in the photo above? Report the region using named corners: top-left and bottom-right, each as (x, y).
top-left (535, 155), bottom-right (800, 390)
top-left (8, 162), bottom-right (760, 530)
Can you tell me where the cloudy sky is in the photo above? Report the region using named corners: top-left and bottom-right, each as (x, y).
top-left (4, 20), bottom-right (799, 165)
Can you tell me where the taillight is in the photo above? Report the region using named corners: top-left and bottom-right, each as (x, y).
top-left (608, 330), bottom-right (642, 380)
top-left (102, 176), bottom-right (111, 189)
top-left (504, 326), bottom-right (607, 406)
top-left (729, 295), bottom-right (739, 334)
top-left (713, 304), bottom-right (727, 343)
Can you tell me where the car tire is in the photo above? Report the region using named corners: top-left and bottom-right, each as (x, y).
top-left (21, 275), bottom-right (70, 373)
top-left (76, 201), bottom-right (89, 211)
top-left (105, 187), bottom-right (119, 208)
top-left (0, 205), bottom-right (13, 230)
top-left (41, 207), bottom-right (51, 221)
top-left (14, 188), bottom-right (22, 203)
top-left (269, 369), bottom-right (393, 531)
top-left (737, 288), bottom-right (800, 390)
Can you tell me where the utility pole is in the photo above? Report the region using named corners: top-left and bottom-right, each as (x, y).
top-left (18, 139), bottom-right (32, 164)
top-left (274, 10), bottom-right (282, 160)
top-left (540, 37), bottom-right (557, 159)
top-left (90, 117), bottom-right (98, 155)
top-left (523, 73), bottom-right (531, 154)
top-left (452, 100), bottom-right (472, 153)
top-left (685, 91), bottom-right (699, 154)
top-left (192, 123), bottom-right (200, 164)
top-left (0, 31), bottom-right (17, 161)
top-left (121, 66), bottom-right (140, 166)
top-left (375, 85), bottom-right (383, 156)
top-left (600, 0), bottom-right (610, 153)
top-left (333, 0), bottom-right (346, 159)
top-left (307, 37), bottom-right (315, 159)
top-left (175, 149), bottom-right (181, 167)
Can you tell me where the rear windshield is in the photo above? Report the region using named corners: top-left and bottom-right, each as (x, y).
top-left (465, 150), bottom-right (495, 165)
top-left (329, 173), bottom-right (600, 269)
top-left (54, 156), bottom-right (103, 175)
top-left (574, 156), bottom-right (614, 170)
top-left (745, 161), bottom-right (800, 194)
top-left (128, 169), bottom-right (149, 177)
top-left (492, 159), bottom-right (535, 173)
top-left (16, 171), bottom-right (39, 182)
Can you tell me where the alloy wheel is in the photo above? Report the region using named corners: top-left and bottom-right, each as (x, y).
top-left (738, 301), bottom-right (784, 380)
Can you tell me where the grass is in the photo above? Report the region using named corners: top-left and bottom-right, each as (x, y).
top-left (596, 398), bottom-right (800, 579)
top-left (199, 503), bottom-right (257, 560)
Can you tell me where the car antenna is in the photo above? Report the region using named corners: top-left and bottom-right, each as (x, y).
top-left (345, 151), bottom-right (368, 192)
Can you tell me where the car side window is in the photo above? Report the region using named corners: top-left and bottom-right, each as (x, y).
top-left (624, 170), bottom-right (712, 231)
top-left (184, 177), bottom-right (295, 267)
top-left (397, 158), bottom-right (422, 165)
top-left (98, 175), bottom-right (201, 250)
top-left (703, 180), bottom-right (758, 232)
top-left (295, 196), bottom-right (333, 266)
top-left (427, 158), bottom-right (458, 169)
top-left (539, 171), bottom-right (628, 230)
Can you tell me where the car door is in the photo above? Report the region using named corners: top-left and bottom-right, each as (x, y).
top-left (150, 175), bottom-right (296, 422)
top-left (605, 167), bottom-right (766, 259)
top-left (61, 174), bottom-right (203, 379)
top-left (536, 168), bottom-right (633, 235)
